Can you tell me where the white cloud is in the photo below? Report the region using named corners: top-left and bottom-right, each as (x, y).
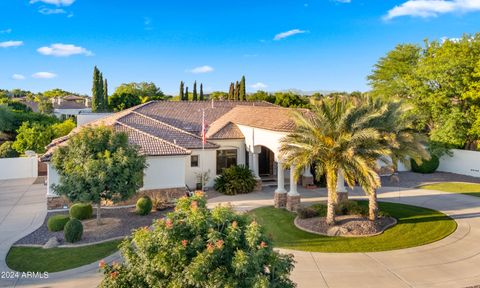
top-left (0, 41), bottom-right (24, 48)
top-left (187, 65), bottom-right (214, 74)
top-left (384, 0), bottom-right (480, 20)
top-left (334, 0), bottom-right (351, 3)
top-left (11, 74), bottom-right (26, 80)
top-left (274, 29), bottom-right (308, 40)
top-left (39, 8), bottom-right (66, 14)
top-left (37, 43), bottom-right (93, 57)
top-left (144, 17), bottom-right (153, 30)
top-left (0, 28), bottom-right (12, 34)
top-left (250, 82), bottom-right (268, 90)
top-left (29, 0), bottom-right (75, 6)
top-left (32, 72), bottom-right (57, 79)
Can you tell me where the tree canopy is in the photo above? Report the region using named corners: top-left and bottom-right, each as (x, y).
top-left (51, 126), bottom-right (147, 224)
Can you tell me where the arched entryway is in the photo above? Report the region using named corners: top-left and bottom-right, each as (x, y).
top-left (258, 146), bottom-right (275, 178)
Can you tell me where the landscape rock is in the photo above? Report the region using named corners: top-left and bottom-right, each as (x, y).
top-left (43, 236), bottom-right (59, 249)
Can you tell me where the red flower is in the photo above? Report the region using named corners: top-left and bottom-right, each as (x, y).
top-left (181, 239), bottom-right (188, 247)
top-left (260, 241), bottom-right (268, 248)
top-left (110, 271), bottom-right (119, 279)
top-left (191, 201), bottom-right (198, 210)
top-left (206, 243), bottom-right (214, 253)
top-left (98, 260), bottom-right (106, 268)
top-left (216, 240), bottom-right (224, 249)
top-left (165, 219), bottom-right (173, 229)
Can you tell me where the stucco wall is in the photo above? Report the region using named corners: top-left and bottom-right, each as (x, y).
top-left (438, 149), bottom-right (480, 177)
top-left (0, 157), bottom-right (38, 180)
top-left (47, 155), bottom-right (188, 196)
top-left (142, 156), bottom-right (187, 190)
top-left (236, 125), bottom-right (287, 157)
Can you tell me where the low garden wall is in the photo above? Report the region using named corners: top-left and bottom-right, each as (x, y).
top-left (438, 149), bottom-right (480, 178)
top-left (0, 157), bottom-right (38, 180)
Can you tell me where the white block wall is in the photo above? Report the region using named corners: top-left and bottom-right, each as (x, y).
top-left (438, 149), bottom-right (480, 178)
top-left (0, 157), bottom-right (38, 180)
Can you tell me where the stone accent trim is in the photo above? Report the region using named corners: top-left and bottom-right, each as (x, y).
top-left (287, 195), bottom-right (301, 212)
top-left (253, 179), bottom-right (262, 192)
top-left (336, 192), bottom-right (348, 204)
top-left (47, 187), bottom-right (185, 210)
top-left (301, 176), bottom-right (314, 187)
top-left (274, 192), bottom-right (287, 208)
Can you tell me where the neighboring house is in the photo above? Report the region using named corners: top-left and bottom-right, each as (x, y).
top-left (41, 100), bottom-right (315, 209)
top-left (51, 95), bottom-right (92, 118)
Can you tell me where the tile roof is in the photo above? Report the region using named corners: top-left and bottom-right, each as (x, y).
top-left (40, 100), bottom-right (299, 161)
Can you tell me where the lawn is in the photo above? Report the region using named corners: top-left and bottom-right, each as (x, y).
top-left (248, 201), bottom-right (456, 252)
top-left (7, 239), bottom-right (122, 273)
top-left (419, 182), bottom-right (480, 198)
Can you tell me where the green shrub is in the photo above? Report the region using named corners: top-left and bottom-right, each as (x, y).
top-left (99, 192), bottom-right (295, 287)
top-left (47, 214), bottom-right (70, 232)
top-left (136, 196), bottom-right (153, 216)
top-left (335, 201), bottom-right (368, 216)
top-left (214, 165), bottom-right (256, 195)
top-left (64, 218), bottom-right (83, 243)
top-left (69, 203), bottom-right (93, 220)
top-left (310, 203), bottom-right (328, 217)
top-left (411, 155), bottom-right (440, 174)
top-left (297, 207), bottom-right (319, 219)
top-left (0, 141), bottom-right (19, 158)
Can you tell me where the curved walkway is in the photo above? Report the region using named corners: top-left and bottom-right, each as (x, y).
top-left (2, 176), bottom-right (480, 287)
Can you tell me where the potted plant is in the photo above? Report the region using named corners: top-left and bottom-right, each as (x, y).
top-left (195, 170), bottom-right (211, 191)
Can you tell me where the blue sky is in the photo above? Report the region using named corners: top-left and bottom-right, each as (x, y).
top-left (1, 0), bottom-right (480, 95)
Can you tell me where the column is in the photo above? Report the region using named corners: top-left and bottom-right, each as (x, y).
top-left (275, 162), bottom-right (286, 193)
top-left (252, 152), bottom-right (260, 179)
top-left (287, 165), bottom-right (301, 212)
top-left (301, 164), bottom-right (314, 187)
top-left (336, 170), bottom-right (348, 203)
top-left (274, 161), bottom-right (287, 208)
top-left (248, 151), bottom-right (254, 172)
top-left (288, 165), bottom-right (299, 196)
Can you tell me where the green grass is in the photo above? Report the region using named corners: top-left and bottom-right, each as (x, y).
top-left (419, 182), bottom-right (480, 198)
top-left (249, 201), bottom-right (456, 252)
top-left (7, 240), bottom-right (122, 273)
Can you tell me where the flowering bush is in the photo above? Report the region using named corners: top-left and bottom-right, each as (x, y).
top-left (99, 192), bottom-right (295, 287)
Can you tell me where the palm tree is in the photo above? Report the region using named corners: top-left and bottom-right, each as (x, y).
top-left (358, 96), bottom-right (429, 220)
top-left (279, 97), bottom-right (388, 225)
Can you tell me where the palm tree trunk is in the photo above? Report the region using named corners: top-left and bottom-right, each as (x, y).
top-left (96, 202), bottom-right (102, 225)
top-left (326, 168), bottom-right (337, 226)
top-left (368, 190), bottom-right (378, 221)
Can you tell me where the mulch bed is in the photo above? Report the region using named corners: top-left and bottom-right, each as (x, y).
top-left (295, 215), bottom-right (397, 237)
top-left (15, 207), bottom-right (171, 246)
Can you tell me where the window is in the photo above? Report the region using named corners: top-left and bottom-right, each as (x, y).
top-left (191, 155), bottom-right (199, 167)
top-left (216, 149), bottom-right (237, 174)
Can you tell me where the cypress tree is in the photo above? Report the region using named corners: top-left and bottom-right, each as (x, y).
top-left (98, 72), bottom-right (104, 111)
top-left (103, 78), bottom-right (109, 110)
top-left (193, 81), bottom-right (198, 101)
top-left (228, 82), bottom-right (234, 100)
top-left (200, 83), bottom-right (204, 101)
top-left (234, 81), bottom-right (239, 101)
top-left (240, 75), bottom-right (246, 101)
top-left (180, 81), bottom-right (184, 101)
top-left (185, 87), bottom-right (189, 101)
top-left (91, 66), bottom-right (100, 112)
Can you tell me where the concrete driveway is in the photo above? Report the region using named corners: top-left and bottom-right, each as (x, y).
top-left (0, 178), bottom-right (46, 288)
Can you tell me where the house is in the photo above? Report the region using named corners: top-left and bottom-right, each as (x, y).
top-left (41, 100), bottom-right (316, 210)
top-left (50, 95), bottom-right (92, 118)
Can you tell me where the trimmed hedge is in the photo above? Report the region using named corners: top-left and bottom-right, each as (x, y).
top-left (64, 219), bottom-right (83, 243)
top-left (136, 196), bottom-right (153, 216)
top-left (411, 155), bottom-right (440, 174)
top-left (69, 203), bottom-right (93, 220)
top-left (47, 215), bottom-right (70, 232)
top-left (214, 165), bottom-right (256, 195)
